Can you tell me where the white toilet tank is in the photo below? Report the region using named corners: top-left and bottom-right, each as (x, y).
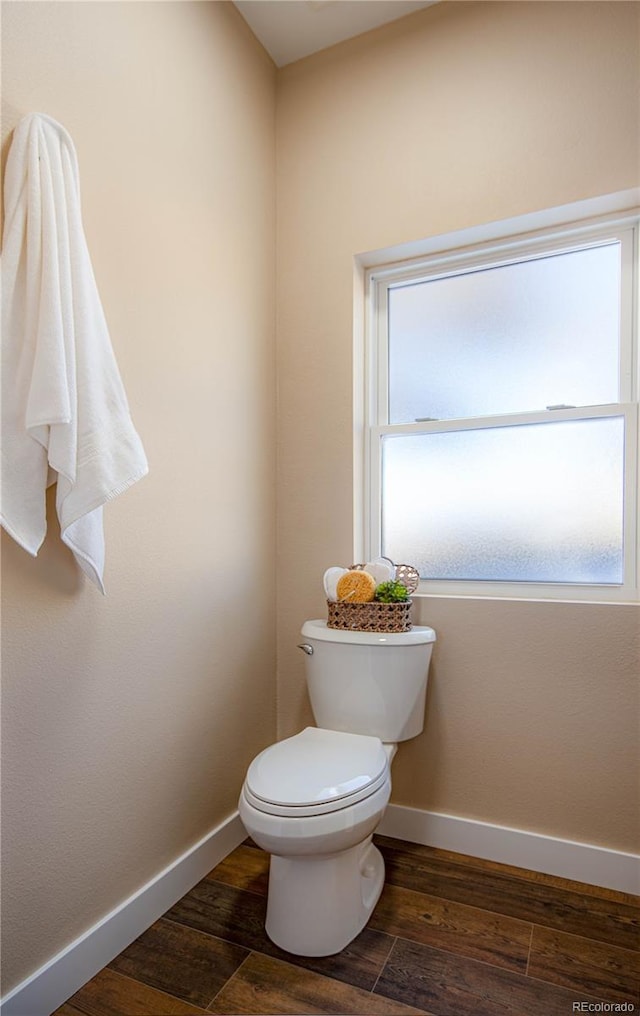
top-left (299, 620), bottom-right (436, 742)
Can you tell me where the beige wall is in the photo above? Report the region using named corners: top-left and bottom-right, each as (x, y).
top-left (276, 1), bottom-right (640, 850)
top-left (1, 0), bottom-right (276, 994)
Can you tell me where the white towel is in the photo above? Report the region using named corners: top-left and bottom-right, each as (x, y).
top-left (1, 113), bottom-right (148, 592)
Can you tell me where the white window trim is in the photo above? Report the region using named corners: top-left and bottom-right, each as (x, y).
top-left (355, 193), bottom-right (640, 604)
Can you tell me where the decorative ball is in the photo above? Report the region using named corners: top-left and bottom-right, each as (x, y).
top-left (395, 564), bottom-right (420, 593)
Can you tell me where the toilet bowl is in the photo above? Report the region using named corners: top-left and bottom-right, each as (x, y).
top-left (239, 620), bottom-right (436, 957)
top-left (239, 726), bottom-right (393, 955)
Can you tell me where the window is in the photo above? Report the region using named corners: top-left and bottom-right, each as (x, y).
top-left (361, 208), bottom-right (639, 602)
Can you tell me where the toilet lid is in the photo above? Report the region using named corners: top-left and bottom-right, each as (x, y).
top-left (245, 727), bottom-right (389, 815)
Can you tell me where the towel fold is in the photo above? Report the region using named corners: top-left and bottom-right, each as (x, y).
top-left (1, 112), bottom-right (148, 592)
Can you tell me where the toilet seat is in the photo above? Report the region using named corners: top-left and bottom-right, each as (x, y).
top-left (244, 727), bottom-right (389, 818)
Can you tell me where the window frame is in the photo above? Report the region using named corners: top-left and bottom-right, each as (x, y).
top-left (359, 208), bottom-right (640, 604)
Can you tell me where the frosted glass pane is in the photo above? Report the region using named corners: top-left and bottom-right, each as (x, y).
top-left (381, 418), bottom-right (624, 583)
top-left (388, 244), bottom-right (620, 423)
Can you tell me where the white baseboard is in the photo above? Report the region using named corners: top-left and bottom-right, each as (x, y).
top-left (378, 804), bottom-right (640, 895)
top-left (0, 812), bottom-right (247, 1016)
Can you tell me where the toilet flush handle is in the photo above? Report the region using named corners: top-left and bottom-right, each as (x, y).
top-left (297, 643), bottom-right (314, 656)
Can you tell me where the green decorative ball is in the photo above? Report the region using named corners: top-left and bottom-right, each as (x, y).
top-left (375, 580), bottom-right (409, 603)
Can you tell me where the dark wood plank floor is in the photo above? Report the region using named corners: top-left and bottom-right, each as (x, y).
top-left (55, 835), bottom-right (639, 1015)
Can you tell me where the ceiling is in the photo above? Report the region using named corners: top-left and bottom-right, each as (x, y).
top-left (233, 0), bottom-right (439, 67)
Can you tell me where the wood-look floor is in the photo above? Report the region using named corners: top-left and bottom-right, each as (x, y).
top-left (55, 835), bottom-right (639, 1015)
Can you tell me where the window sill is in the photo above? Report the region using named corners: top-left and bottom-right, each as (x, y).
top-left (411, 588), bottom-right (639, 607)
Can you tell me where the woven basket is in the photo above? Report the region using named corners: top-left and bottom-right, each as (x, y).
top-left (327, 599), bottom-right (412, 633)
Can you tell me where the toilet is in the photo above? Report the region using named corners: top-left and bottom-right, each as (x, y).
top-left (239, 618), bottom-right (436, 957)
